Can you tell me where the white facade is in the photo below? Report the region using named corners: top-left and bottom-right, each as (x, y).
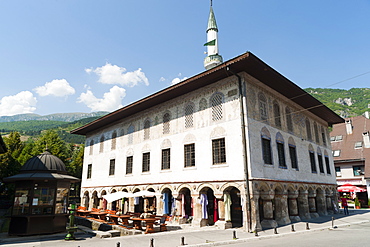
top-left (73, 52), bottom-right (343, 231)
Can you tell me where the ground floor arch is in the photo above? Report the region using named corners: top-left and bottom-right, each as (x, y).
top-left (80, 180), bottom-right (337, 231)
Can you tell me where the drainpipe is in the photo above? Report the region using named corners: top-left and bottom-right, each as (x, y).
top-left (226, 67), bottom-right (252, 232)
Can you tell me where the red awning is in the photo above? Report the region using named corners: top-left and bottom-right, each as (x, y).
top-left (338, 183), bottom-right (367, 192)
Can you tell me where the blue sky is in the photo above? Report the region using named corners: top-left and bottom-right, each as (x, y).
top-left (1, 0), bottom-right (370, 116)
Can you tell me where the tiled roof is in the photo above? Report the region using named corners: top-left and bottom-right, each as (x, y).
top-left (71, 52), bottom-right (343, 136)
top-left (330, 115), bottom-right (370, 178)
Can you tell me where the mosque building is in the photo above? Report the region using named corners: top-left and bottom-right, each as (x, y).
top-left (71, 2), bottom-right (343, 231)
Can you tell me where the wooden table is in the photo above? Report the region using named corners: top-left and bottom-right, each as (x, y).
top-left (131, 218), bottom-right (143, 230)
top-left (76, 210), bottom-right (91, 217)
top-left (141, 218), bottom-right (158, 234)
top-left (110, 215), bottom-right (131, 225)
top-left (89, 211), bottom-right (108, 220)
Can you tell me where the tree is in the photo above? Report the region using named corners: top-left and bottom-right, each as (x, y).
top-left (32, 130), bottom-right (68, 163)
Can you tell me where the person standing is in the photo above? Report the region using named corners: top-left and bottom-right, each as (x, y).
top-left (341, 194), bottom-right (349, 215)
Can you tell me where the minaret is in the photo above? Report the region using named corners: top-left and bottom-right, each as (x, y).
top-left (204, 0), bottom-right (223, 70)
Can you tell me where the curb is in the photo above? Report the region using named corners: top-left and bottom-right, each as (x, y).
top-left (182, 220), bottom-right (370, 247)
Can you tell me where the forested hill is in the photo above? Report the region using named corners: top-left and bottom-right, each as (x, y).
top-left (0, 111), bottom-right (108, 122)
top-left (305, 88), bottom-right (370, 118)
top-left (0, 116), bottom-right (102, 144)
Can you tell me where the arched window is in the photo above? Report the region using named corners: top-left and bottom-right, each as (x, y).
top-left (128, 125), bottom-right (134, 145)
top-left (324, 151), bottom-right (331, 174)
top-left (276, 132), bottom-right (286, 168)
top-left (317, 147), bottom-right (324, 173)
top-left (309, 145), bottom-right (317, 173)
top-left (285, 107), bottom-right (293, 132)
top-left (185, 103), bottom-right (194, 128)
top-left (111, 131), bottom-right (117, 150)
top-left (261, 127), bottom-right (272, 165)
top-left (211, 93), bottom-right (223, 121)
top-left (144, 119), bottom-right (150, 140)
top-left (163, 112), bottom-right (171, 134)
top-left (321, 126), bottom-right (327, 147)
top-left (314, 122), bottom-right (320, 144)
top-left (199, 98), bottom-right (207, 111)
top-left (258, 93), bottom-right (268, 121)
top-left (99, 135), bottom-right (105, 153)
top-left (288, 137), bottom-right (298, 170)
top-left (306, 118), bottom-right (312, 141)
top-left (89, 139), bottom-right (94, 155)
top-left (273, 101), bottom-right (281, 127)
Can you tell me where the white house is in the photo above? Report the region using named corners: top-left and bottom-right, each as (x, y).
top-left (71, 4), bottom-right (343, 231)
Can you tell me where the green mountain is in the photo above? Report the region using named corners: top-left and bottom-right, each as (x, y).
top-left (0, 112), bottom-right (108, 122)
top-left (0, 114), bottom-right (106, 144)
top-left (305, 88), bottom-right (370, 118)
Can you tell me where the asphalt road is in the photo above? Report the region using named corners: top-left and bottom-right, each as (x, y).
top-left (218, 221), bottom-right (370, 247)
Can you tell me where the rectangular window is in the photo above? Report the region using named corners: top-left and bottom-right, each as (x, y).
top-left (353, 166), bottom-right (364, 176)
top-left (109, 159), bottom-right (115, 176)
top-left (330, 136), bottom-right (335, 142)
top-left (335, 135), bottom-right (343, 141)
top-left (355, 142), bottom-right (363, 149)
top-left (262, 138), bottom-right (272, 165)
top-left (126, 156), bottom-right (133, 174)
top-left (333, 150), bottom-right (341, 157)
top-left (161, 149), bottom-right (171, 170)
top-left (309, 151), bottom-right (317, 173)
top-left (325, 156), bottom-right (331, 174)
top-left (318, 154), bottom-right (324, 173)
top-left (212, 138), bottom-right (226, 164)
top-left (277, 142), bottom-right (286, 168)
top-left (289, 145), bottom-right (298, 170)
top-left (184, 143), bottom-right (195, 167)
top-left (87, 164), bottom-right (92, 179)
top-left (335, 167), bottom-right (341, 177)
top-left (142, 152), bottom-right (150, 172)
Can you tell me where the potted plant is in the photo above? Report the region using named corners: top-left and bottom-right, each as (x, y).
top-left (355, 197), bottom-right (361, 209)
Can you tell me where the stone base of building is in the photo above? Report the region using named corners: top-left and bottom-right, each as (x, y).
top-left (289, 215), bottom-right (301, 222)
top-left (261, 219), bottom-right (277, 229)
top-left (310, 212), bottom-right (319, 218)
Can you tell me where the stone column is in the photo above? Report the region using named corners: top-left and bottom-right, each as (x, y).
top-left (275, 193), bottom-right (291, 225)
top-left (143, 198), bottom-right (149, 212)
top-left (128, 197), bottom-right (135, 212)
top-left (308, 190), bottom-right (319, 218)
top-left (250, 193), bottom-right (262, 231)
top-left (298, 190), bottom-right (311, 220)
top-left (316, 191), bottom-right (327, 216)
top-left (191, 195), bottom-right (202, 228)
top-left (156, 196), bottom-right (163, 215)
top-left (288, 190), bottom-right (300, 222)
top-left (260, 190), bottom-right (277, 229)
top-left (326, 191), bottom-right (335, 214)
top-left (218, 199), bottom-right (225, 220)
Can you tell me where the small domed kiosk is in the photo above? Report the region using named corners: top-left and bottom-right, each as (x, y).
top-left (4, 149), bottom-right (79, 236)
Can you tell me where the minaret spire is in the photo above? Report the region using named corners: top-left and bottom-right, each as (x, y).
top-left (204, 0), bottom-right (223, 70)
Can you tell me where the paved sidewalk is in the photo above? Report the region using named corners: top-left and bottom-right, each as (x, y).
top-left (1, 209), bottom-right (369, 247)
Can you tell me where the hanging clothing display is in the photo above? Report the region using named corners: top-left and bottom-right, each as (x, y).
top-left (214, 198), bottom-right (218, 222)
top-left (134, 197), bottom-right (140, 205)
top-left (163, 193), bottom-right (170, 215)
top-left (181, 194), bottom-right (186, 217)
top-left (224, 193), bottom-right (231, 222)
top-left (200, 194), bottom-right (208, 219)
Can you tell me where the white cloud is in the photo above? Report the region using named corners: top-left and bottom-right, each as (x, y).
top-left (159, 77), bottom-right (166, 82)
top-left (0, 91), bottom-right (37, 116)
top-left (77, 85), bottom-right (126, 112)
top-left (34, 79), bottom-right (75, 97)
top-left (86, 63), bottom-right (149, 87)
top-left (171, 76), bottom-right (188, 85)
